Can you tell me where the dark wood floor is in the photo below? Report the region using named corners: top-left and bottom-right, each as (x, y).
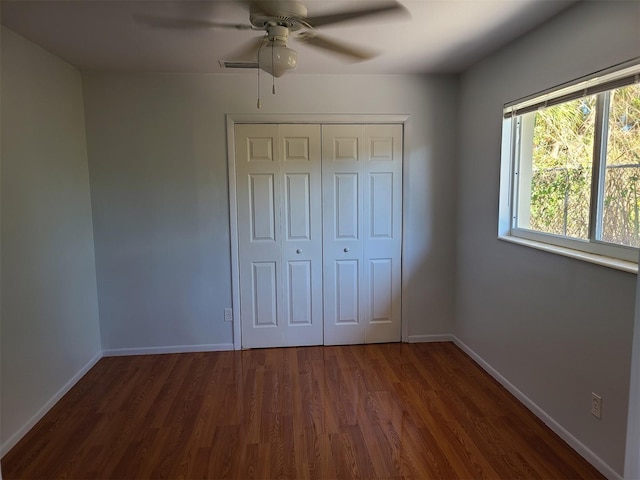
top-left (2, 342), bottom-right (604, 479)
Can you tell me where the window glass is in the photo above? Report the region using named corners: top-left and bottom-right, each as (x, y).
top-left (601, 84), bottom-right (640, 247)
top-left (517, 97), bottom-right (596, 239)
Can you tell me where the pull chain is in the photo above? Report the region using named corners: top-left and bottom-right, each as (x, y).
top-left (272, 46), bottom-right (276, 95)
top-left (257, 67), bottom-right (261, 109)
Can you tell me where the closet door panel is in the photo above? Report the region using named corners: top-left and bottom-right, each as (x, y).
top-left (322, 125), bottom-right (365, 345)
top-left (280, 124), bottom-right (323, 346)
top-left (236, 124), bottom-right (285, 348)
top-left (363, 125), bottom-right (403, 343)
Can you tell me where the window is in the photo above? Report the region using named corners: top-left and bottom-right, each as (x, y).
top-left (502, 62), bottom-right (640, 264)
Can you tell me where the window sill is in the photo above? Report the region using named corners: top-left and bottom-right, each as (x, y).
top-left (498, 235), bottom-right (638, 274)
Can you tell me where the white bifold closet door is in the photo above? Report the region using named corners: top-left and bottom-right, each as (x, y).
top-left (235, 124), bottom-right (323, 349)
top-left (322, 124), bottom-right (403, 345)
top-left (235, 123), bottom-right (402, 348)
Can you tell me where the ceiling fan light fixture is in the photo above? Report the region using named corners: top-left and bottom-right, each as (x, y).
top-left (258, 43), bottom-right (298, 78)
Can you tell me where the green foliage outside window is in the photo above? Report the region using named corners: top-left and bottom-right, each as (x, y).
top-left (527, 84), bottom-right (640, 247)
top-left (602, 84), bottom-right (640, 247)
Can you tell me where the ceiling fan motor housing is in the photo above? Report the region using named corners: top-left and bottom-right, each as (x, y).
top-left (250, 1), bottom-right (309, 30)
top-left (267, 25), bottom-right (290, 42)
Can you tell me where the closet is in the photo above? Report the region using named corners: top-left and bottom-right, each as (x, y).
top-left (234, 123), bottom-right (402, 348)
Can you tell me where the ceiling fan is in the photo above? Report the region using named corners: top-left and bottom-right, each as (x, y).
top-left (134, 0), bottom-right (409, 78)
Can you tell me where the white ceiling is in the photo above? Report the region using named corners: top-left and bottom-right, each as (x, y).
top-left (1, 0), bottom-right (577, 75)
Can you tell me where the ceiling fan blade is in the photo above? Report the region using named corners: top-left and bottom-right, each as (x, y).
top-left (304, 1), bottom-right (408, 28)
top-left (133, 14), bottom-right (253, 30)
top-left (296, 33), bottom-right (377, 61)
top-left (226, 35), bottom-right (268, 61)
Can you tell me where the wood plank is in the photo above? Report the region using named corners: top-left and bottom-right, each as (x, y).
top-left (1, 343), bottom-right (606, 479)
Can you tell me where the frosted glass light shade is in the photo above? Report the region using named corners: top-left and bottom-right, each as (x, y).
top-left (258, 44), bottom-right (298, 78)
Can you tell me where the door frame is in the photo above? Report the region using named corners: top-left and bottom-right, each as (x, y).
top-left (226, 114), bottom-right (410, 350)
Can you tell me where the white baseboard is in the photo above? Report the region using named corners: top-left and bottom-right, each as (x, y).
top-left (0, 351), bottom-right (103, 458)
top-left (451, 336), bottom-right (622, 480)
top-left (102, 343), bottom-right (234, 356)
top-left (406, 334), bottom-right (455, 343)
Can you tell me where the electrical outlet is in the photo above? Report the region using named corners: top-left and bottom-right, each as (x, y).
top-left (224, 308), bottom-right (233, 322)
top-left (591, 393), bottom-right (602, 419)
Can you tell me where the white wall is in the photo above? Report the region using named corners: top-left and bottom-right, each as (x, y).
top-left (626, 249), bottom-right (640, 479)
top-left (1, 15), bottom-right (4, 480)
top-left (0, 28), bottom-right (102, 453)
top-left (81, 72), bottom-right (459, 351)
top-left (455, 1), bottom-right (640, 477)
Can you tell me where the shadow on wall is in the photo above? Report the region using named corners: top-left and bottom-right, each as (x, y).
top-left (401, 142), bottom-right (457, 339)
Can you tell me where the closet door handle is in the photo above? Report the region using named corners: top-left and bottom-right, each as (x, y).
top-left (296, 249), bottom-right (303, 254)
top-left (343, 247), bottom-right (350, 253)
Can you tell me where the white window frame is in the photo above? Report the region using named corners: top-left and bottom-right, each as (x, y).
top-left (499, 59), bottom-right (640, 273)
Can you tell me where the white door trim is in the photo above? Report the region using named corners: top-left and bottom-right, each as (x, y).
top-left (226, 113), bottom-right (410, 350)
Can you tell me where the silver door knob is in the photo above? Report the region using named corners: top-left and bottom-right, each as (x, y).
top-left (296, 249), bottom-right (303, 254)
top-left (343, 247), bottom-right (350, 252)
